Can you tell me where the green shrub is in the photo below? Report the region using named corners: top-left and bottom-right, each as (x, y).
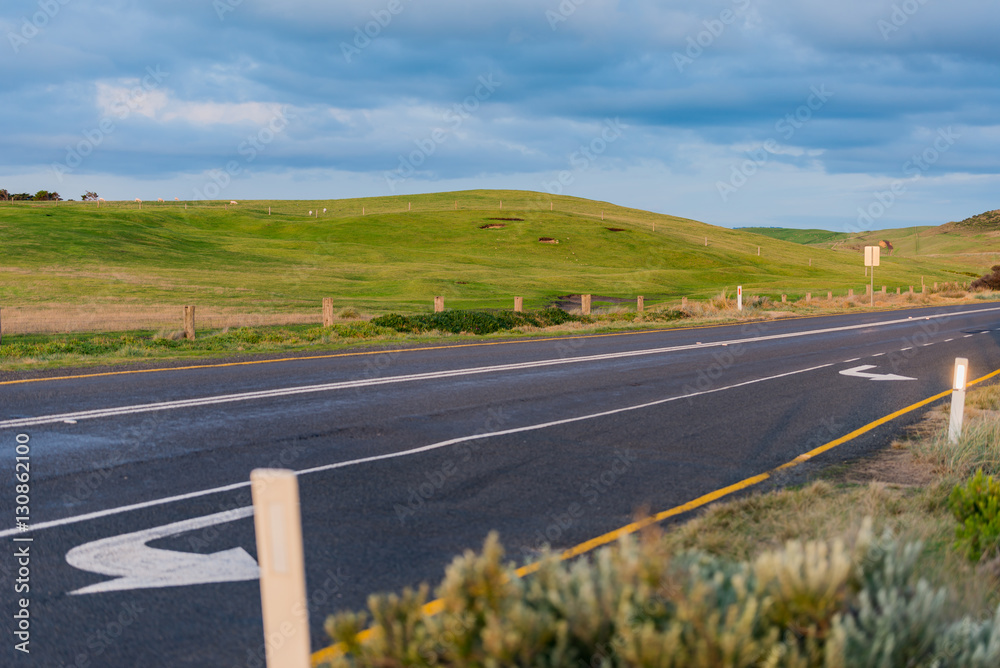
top-left (320, 524), bottom-right (1000, 668)
top-left (949, 469), bottom-right (1000, 562)
top-left (370, 309), bottom-right (585, 335)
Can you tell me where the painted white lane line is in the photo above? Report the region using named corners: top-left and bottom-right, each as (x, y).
top-left (901, 347), bottom-right (913, 351)
top-left (7, 306), bottom-right (1000, 430)
top-left (66, 507), bottom-right (259, 595)
top-left (0, 360), bottom-right (836, 538)
top-left (872, 352), bottom-right (886, 357)
top-left (945, 339), bottom-right (954, 342)
top-left (843, 358), bottom-right (860, 363)
top-left (965, 335), bottom-right (975, 338)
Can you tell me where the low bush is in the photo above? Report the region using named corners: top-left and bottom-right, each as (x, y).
top-left (322, 526), bottom-right (1000, 667)
top-left (370, 309), bottom-right (585, 335)
top-left (971, 266), bottom-right (1000, 291)
top-left (949, 469), bottom-right (1000, 562)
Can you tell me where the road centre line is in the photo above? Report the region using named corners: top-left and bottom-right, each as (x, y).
top-left (4, 307), bottom-right (996, 430)
top-left (0, 360), bottom-right (837, 538)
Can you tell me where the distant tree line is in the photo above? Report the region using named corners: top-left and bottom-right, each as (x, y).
top-left (0, 189), bottom-right (99, 201)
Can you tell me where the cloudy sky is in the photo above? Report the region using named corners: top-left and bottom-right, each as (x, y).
top-left (1, 0), bottom-right (998, 231)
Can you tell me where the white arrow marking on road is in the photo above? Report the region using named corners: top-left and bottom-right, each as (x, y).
top-left (66, 507), bottom-right (258, 595)
top-left (839, 365), bottom-right (916, 382)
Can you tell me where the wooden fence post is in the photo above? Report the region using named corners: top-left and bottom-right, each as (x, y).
top-left (581, 294), bottom-right (591, 316)
top-left (806, 293), bottom-right (811, 302)
top-left (827, 291), bottom-right (832, 301)
top-left (434, 296), bottom-right (444, 312)
top-left (183, 306), bottom-right (196, 340)
top-left (781, 294), bottom-right (787, 303)
top-left (681, 296), bottom-right (688, 309)
top-left (636, 296), bottom-right (644, 313)
top-left (322, 298), bottom-right (334, 327)
top-left (514, 297), bottom-right (523, 312)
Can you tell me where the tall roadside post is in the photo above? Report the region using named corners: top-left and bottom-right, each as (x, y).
top-left (251, 469), bottom-right (311, 668)
top-left (864, 246), bottom-right (880, 307)
top-left (737, 285), bottom-right (743, 311)
top-left (949, 358), bottom-right (969, 445)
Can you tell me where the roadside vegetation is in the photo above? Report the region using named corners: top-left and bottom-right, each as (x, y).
top-left (3, 284), bottom-right (999, 372)
top-left (317, 382), bottom-right (1000, 667)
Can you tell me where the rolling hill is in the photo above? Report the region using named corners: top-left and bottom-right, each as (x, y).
top-left (0, 190), bottom-right (984, 315)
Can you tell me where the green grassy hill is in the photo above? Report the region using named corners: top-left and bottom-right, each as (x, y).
top-left (741, 209), bottom-right (1000, 277)
top-left (0, 190), bottom-right (981, 314)
top-left (736, 227), bottom-right (850, 245)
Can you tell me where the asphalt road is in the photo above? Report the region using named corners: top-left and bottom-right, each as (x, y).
top-left (3, 302), bottom-right (1000, 666)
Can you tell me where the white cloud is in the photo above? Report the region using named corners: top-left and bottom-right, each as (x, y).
top-left (94, 80), bottom-right (286, 126)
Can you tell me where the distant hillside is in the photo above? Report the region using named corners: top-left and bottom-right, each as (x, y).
top-left (946, 209), bottom-right (1000, 232)
top-left (738, 227), bottom-right (850, 245)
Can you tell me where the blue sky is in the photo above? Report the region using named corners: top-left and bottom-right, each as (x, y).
top-left (1, 0), bottom-right (998, 231)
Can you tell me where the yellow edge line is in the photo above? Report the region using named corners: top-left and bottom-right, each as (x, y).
top-left (0, 317), bottom-right (781, 387)
top-left (310, 368), bottom-right (1000, 666)
top-left (1, 303), bottom-right (962, 387)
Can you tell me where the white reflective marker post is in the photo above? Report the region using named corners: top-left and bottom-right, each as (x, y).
top-left (251, 469), bottom-right (311, 668)
top-left (949, 358), bottom-right (969, 444)
top-left (737, 285), bottom-right (743, 311)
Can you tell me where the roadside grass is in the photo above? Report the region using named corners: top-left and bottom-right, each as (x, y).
top-left (316, 382), bottom-right (1000, 667)
top-left (4, 288), bottom-right (1000, 372)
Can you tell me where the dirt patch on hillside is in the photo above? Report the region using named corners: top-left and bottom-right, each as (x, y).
top-left (479, 223), bottom-right (506, 229)
top-left (538, 237), bottom-right (558, 244)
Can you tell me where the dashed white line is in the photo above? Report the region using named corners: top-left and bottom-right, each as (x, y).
top-left (872, 352), bottom-right (886, 357)
top-left (0, 360), bottom-right (837, 537)
top-left (945, 338), bottom-right (954, 342)
top-left (965, 335), bottom-right (975, 338)
top-left (843, 358), bottom-right (860, 363)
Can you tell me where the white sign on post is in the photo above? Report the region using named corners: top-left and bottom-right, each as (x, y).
top-left (864, 246), bottom-right (880, 306)
top-left (864, 246), bottom-right (881, 267)
top-left (737, 285), bottom-right (743, 311)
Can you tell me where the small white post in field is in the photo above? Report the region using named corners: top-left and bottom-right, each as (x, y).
top-left (737, 285), bottom-right (743, 311)
top-left (250, 469), bottom-right (311, 668)
top-left (949, 358), bottom-right (969, 444)
top-left (757, 246), bottom-right (760, 256)
top-left (408, 202), bottom-right (411, 211)
top-left (268, 206), bottom-right (271, 215)
top-left (704, 236), bottom-right (708, 246)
